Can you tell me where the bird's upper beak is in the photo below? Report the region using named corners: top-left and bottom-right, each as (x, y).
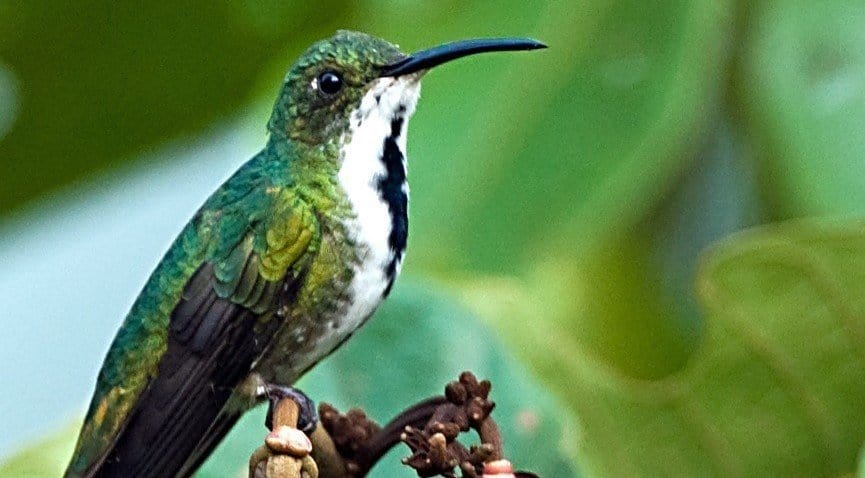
top-left (378, 37), bottom-right (546, 77)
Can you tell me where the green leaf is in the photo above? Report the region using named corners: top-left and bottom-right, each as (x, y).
top-left (739, 1), bottom-right (865, 216)
top-left (858, 444), bottom-right (865, 478)
top-left (464, 220), bottom-right (865, 477)
top-left (514, 117), bottom-right (761, 381)
top-left (0, 280), bottom-right (579, 478)
top-left (0, 423), bottom-right (79, 478)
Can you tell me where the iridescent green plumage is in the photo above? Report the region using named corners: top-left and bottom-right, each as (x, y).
top-left (67, 31), bottom-right (405, 476)
top-left (67, 143), bottom-right (322, 474)
top-left (65, 29), bottom-right (544, 477)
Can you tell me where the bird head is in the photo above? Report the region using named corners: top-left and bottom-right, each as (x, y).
top-left (267, 30), bottom-right (545, 148)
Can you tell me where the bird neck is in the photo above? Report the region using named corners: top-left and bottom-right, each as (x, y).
top-left (334, 78), bottom-right (418, 291)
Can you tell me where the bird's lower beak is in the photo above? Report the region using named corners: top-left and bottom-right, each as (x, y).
top-left (378, 38), bottom-right (546, 78)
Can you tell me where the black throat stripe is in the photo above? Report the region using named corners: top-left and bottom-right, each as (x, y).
top-left (377, 116), bottom-right (408, 297)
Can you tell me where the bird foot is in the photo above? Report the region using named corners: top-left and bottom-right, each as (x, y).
top-left (263, 384), bottom-right (318, 434)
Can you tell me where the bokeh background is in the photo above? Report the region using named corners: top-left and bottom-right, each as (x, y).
top-left (4, 1), bottom-right (865, 477)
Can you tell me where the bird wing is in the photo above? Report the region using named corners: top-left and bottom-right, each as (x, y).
top-left (65, 186), bottom-right (318, 478)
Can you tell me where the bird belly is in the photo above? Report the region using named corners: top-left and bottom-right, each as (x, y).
top-left (248, 213), bottom-right (398, 391)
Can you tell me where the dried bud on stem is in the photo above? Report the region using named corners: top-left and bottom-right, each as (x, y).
top-left (248, 371), bottom-right (539, 477)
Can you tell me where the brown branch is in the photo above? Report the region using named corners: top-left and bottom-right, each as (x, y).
top-left (247, 371), bottom-right (540, 477)
top-left (249, 398), bottom-right (319, 478)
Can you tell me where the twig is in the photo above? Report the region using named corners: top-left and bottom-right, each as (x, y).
top-left (247, 371), bottom-right (540, 477)
top-left (249, 397), bottom-right (319, 478)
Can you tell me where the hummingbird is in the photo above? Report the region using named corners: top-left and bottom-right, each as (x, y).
top-left (65, 30), bottom-right (545, 477)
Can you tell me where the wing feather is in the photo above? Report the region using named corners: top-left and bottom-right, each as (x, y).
top-left (65, 187), bottom-right (318, 478)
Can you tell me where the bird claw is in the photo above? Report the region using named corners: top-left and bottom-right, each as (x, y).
top-left (264, 384), bottom-right (318, 434)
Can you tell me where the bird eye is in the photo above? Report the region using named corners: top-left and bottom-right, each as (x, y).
top-left (317, 71), bottom-right (343, 96)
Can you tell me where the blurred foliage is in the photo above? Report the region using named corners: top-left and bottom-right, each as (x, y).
top-left (0, 423), bottom-right (79, 477)
top-left (465, 220), bottom-right (865, 476)
top-left (0, 1), bottom-right (350, 210)
top-left (738, 1), bottom-right (865, 217)
top-left (4, 0), bottom-right (865, 477)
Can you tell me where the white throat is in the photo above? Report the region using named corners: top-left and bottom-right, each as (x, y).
top-left (327, 76), bottom-right (420, 345)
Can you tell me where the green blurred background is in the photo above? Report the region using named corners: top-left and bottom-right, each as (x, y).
top-left (4, 1), bottom-right (865, 477)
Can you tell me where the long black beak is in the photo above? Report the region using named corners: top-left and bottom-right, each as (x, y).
top-left (379, 38), bottom-right (546, 77)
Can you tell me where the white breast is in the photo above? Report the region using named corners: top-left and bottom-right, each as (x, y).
top-left (313, 76), bottom-right (420, 355)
